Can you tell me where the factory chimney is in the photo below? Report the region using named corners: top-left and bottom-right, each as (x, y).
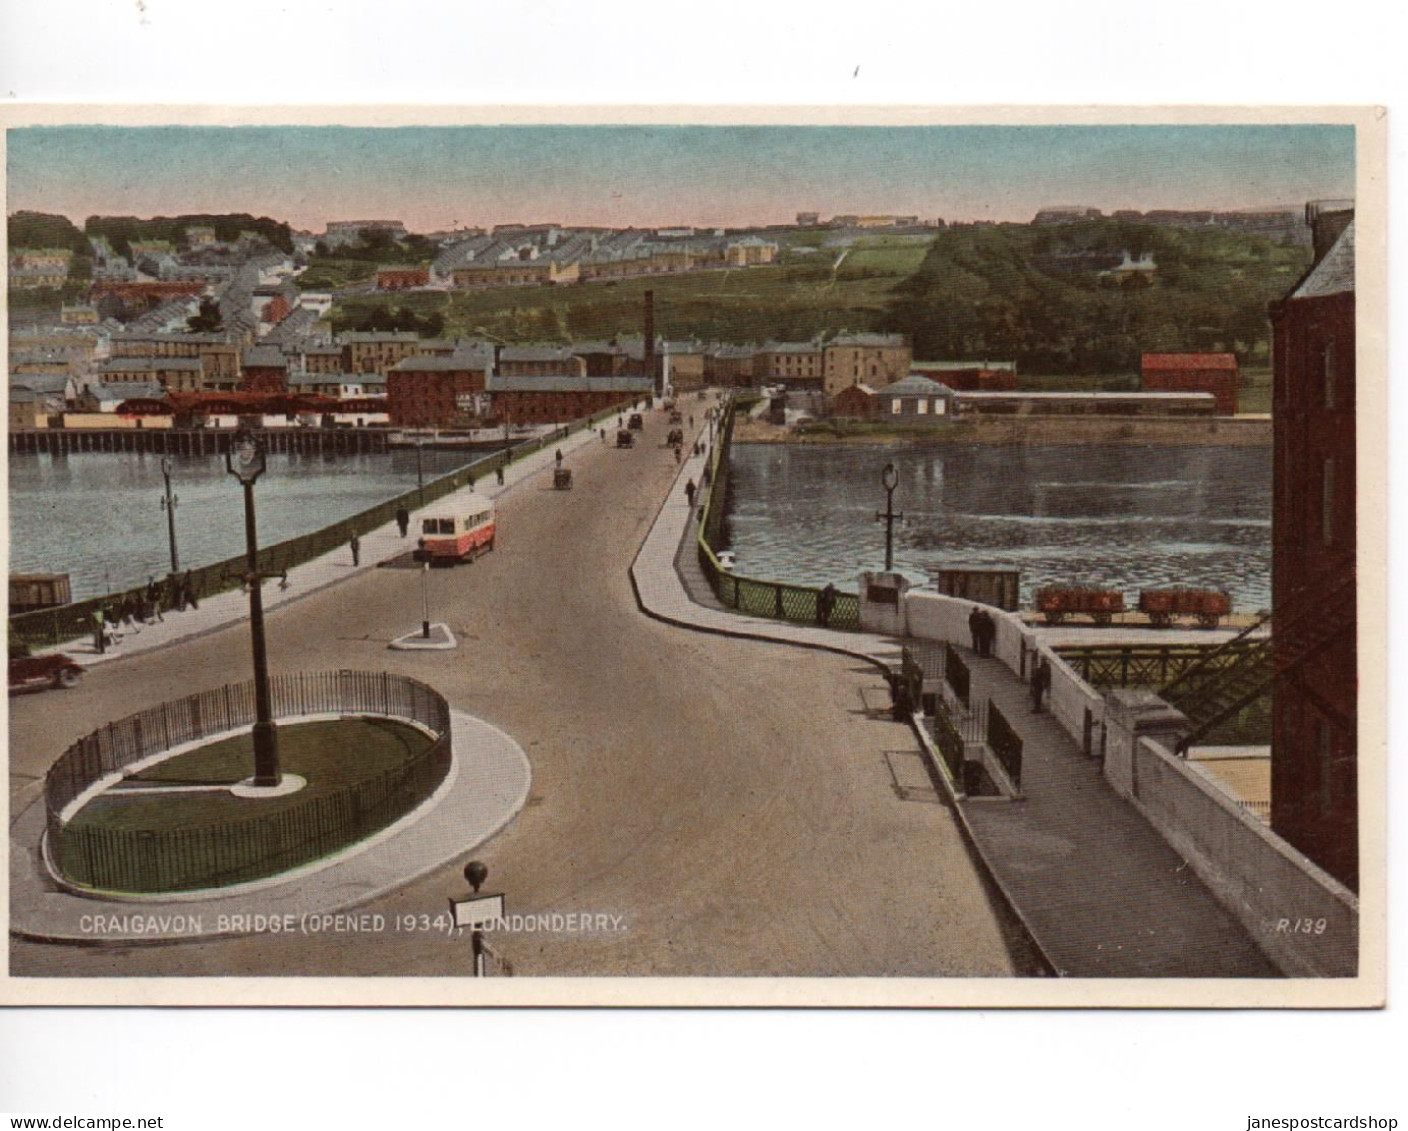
top-left (643, 289), bottom-right (657, 395)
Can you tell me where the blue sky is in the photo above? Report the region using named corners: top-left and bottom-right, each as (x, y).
top-left (6, 124), bottom-right (1356, 231)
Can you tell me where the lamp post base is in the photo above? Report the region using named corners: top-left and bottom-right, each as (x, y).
top-left (251, 720), bottom-right (280, 788)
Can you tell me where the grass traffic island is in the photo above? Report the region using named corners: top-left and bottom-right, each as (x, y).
top-left (54, 717), bottom-right (449, 895)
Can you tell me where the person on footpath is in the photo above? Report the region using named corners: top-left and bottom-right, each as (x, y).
top-left (685, 479), bottom-right (696, 508)
top-left (146, 576), bottom-right (165, 621)
top-left (968, 605), bottom-right (983, 653)
top-left (181, 570), bottom-right (200, 611)
top-left (350, 534), bottom-right (361, 567)
top-left (396, 505), bottom-right (411, 538)
top-left (1031, 658), bottom-right (1051, 714)
top-left (978, 609), bottom-right (995, 658)
top-left (817, 582), bottom-right (838, 627)
top-left (92, 607), bottom-right (107, 655)
top-left (496, 465), bottom-right (505, 487)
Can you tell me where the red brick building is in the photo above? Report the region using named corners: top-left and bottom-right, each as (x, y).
top-left (376, 265), bottom-right (431, 291)
top-left (1268, 205), bottom-right (1358, 891)
top-left (488, 374), bottom-right (651, 425)
top-left (910, 361), bottom-right (1017, 392)
top-left (387, 355), bottom-right (492, 427)
top-left (1140, 352), bottom-right (1240, 415)
top-left (831, 383), bottom-right (878, 419)
top-left (240, 346), bottom-right (290, 393)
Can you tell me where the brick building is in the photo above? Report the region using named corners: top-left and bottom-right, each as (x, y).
top-left (376, 265), bottom-right (432, 291)
top-left (757, 343), bottom-right (823, 388)
top-left (1141, 352), bottom-right (1240, 415)
top-left (497, 346), bottom-right (585, 379)
top-left (911, 360), bottom-right (1018, 392)
top-left (822, 333), bottom-right (911, 397)
top-left (387, 353), bottom-right (493, 428)
top-left (1268, 204), bottom-right (1358, 890)
top-left (341, 332), bottom-right (421, 375)
top-left (488, 374), bottom-right (651, 425)
top-left (241, 345), bottom-right (290, 393)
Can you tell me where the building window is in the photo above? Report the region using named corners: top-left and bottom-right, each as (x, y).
top-left (891, 399), bottom-right (902, 415)
top-left (916, 399), bottom-right (928, 415)
top-left (1322, 457), bottom-right (1336, 546)
top-left (934, 398), bottom-right (946, 416)
top-left (1322, 337), bottom-right (1337, 408)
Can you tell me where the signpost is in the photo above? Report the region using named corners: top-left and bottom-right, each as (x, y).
top-left (449, 861), bottom-right (503, 977)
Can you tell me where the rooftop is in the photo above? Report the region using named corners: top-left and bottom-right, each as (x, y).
top-left (1292, 220), bottom-right (1355, 300)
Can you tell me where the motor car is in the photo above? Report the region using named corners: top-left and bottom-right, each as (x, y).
top-left (9, 652), bottom-right (84, 693)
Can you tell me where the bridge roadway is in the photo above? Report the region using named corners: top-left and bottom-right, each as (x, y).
top-left (9, 407), bottom-right (1028, 978)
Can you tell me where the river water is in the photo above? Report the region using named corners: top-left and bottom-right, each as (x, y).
top-left (8, 449), bottom-right (481, 601)
top-left (723, 442), bottom-right (1272, 611)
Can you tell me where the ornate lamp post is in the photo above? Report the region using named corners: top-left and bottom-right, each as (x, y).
top-left (159, 455), bottom-right (180, 574)
top-left (226, 432), bottom-right (280, 788)
top-left (415, 434), bottom-right (426, 508)
top-left (877, 462), bottom-right (903, 572)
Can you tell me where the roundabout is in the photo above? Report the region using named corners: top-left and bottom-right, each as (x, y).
top-left (10, 698), bottom-right (532, 944)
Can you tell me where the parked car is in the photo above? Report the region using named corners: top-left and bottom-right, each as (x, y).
top-left (9, 652), bottom-right (84, 693)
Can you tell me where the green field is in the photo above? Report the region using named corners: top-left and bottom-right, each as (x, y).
top-left (331, 248), bottom-right (931, 345)
top-left (73, 718), bottom-right (433, 832)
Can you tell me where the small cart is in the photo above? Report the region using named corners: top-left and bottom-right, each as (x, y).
top-left (553, 467), bottom-right (573, 490)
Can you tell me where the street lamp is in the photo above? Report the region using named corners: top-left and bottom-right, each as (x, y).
top-left (420, 560), bottom-right (432, 639)
top-left (226, 431), bottom-right (280, 788)
top-left (159, 455), bottom-right (180, 574)
top-left (876, 462), bottom-right (903, 573)
top-left (415, 435), bottom-right (425, 508)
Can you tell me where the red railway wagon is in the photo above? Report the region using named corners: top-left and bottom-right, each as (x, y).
top-left (1138, 587), bottom-right (1230, 628)
top-left (1036, 586), bottom-right (1126, 626)
top-left (416, 493), bottom-right (496, 564)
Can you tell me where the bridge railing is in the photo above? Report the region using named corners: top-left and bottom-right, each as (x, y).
top-left (694, 395), bottom-right (860, 631)
top-left (10, 402), bottom-right (633, 651)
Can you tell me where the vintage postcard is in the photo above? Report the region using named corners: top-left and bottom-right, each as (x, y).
top-left (1, 105), bottom-right (1387, 1007)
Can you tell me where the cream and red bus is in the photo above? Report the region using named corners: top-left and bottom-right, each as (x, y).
top-left (416, 494), bottom-right (496, 563)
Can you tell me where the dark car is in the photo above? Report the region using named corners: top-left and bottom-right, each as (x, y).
top-left (628, 413), bottom-right (645, 431)
top-left (9, 652), bottom-right (84, 693)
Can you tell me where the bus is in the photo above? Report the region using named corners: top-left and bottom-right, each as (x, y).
top-left (416, 494), bottom-right (496, 563)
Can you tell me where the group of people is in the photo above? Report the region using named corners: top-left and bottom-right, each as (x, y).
top-left (91, 572), bottom-right (201, 654)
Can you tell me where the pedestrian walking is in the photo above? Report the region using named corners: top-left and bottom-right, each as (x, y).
top-left (817, 582), bottom-right (838, 627)
top-left (968, 605), bottom-right (983, 653)
top-left (496, 465), bottom-right (505, 487)
top-left (181, 570), bottom-right (199, 611)
top-left (350, 534), bottom-right (361, 567)
top-left (92, 608), bottom-right (106, 655)
top-left (685, 478), bottom-right (696, 507)
top-left (555, 448), bottom-right (563, 467)
top-left (674, 446), bottom-right (681, 464)
top-left (142, 576), bottom-right (164, 621)
top-left (396, 505), bottom-right (410, 538)
top-left (1031, 658), bottom-right (1051, 714)
top-left (978, 609), bottom-right (995, 657)
top-left (600, 428), bottom-right (606, 443)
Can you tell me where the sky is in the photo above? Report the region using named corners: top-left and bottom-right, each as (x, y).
top-left (5, 124), bottom-right (1356, 232)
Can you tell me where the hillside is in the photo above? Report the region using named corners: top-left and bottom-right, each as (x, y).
top-left (331, 236), bottom-right (932, 344)
top-left (883, 220), bottom-right (1310, 374)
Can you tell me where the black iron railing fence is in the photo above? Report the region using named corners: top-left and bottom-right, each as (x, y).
top-left (987, 700), bottom-right (1024, 789)
top-left (930, 697), bottom-right (967, 783)
top-left (11, 403), bottom-right (633, 650)
top-left (694, 396), bottom-right (860, 631)
top-left (45, 670), bottom-right (452, 893)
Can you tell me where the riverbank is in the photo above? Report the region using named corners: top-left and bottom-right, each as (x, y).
top-left (735, 414), bottom-right (1272, 446)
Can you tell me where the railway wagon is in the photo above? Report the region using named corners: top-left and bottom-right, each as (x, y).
top-left (1138, 587), bottom-right (1230, 628)
top-left (1035, 585), bottom-right (1125, 626)
top-left (9, 573), bottom-right (72, 614)
top-left (416, 493), bottom-right (496, 564)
